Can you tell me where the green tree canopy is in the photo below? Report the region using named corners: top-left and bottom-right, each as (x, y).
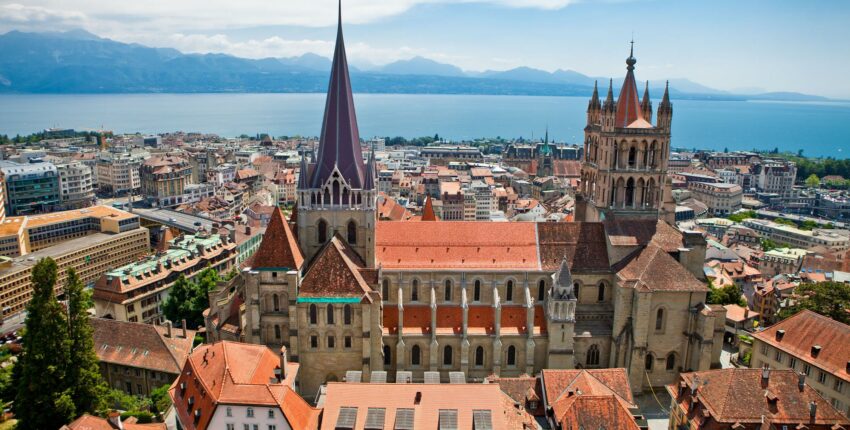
top-left (805, 174), bottom-right (820, 188)
top-left (707, 283), bottom-right (746, 306)
top-left (65, 268), bottom-right (107, 414)
top-left (162, 267), bottom-right (221, 329)
top-left (780, 282), bottom-right (850, 324)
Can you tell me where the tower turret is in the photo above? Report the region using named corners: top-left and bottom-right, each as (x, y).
top-left (587, 80), bottom-right (601, 125)
top-left (657, 80), bottom-right (673, 131)
top-left (641, 81), bottom-right (653, 123)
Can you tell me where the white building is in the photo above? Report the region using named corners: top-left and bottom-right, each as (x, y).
top-left (57, 162), bottom-right (95, 209)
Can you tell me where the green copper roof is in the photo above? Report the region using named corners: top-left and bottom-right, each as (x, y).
top-left (296, 297), bottom-right (361, 304)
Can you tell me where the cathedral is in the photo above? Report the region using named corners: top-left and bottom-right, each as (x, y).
top-left (204, 8), bottom-right (726, 399)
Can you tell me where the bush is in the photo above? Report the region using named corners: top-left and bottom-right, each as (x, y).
top-left (742, 350), bottom-right (752, 366)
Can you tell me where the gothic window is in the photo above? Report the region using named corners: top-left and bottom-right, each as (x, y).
top-left (444, 280), bottom-right (452, 302)
top-left (645, 354), bottom-right (654, 371)
top-left (323, 188), bottom-right (330, 205)
top-left (343, 305), bottom-right (352, 325)
top-left (347, 220), bottom-right (357, 245)
top-left (626, 177), bottom-right (635, 207)
top-left (411, 280), bottom-right (419, 302)
top-left (274, 324), bottom-right (281, 339)
top-left (332, 181), bottom-right (340, 205)
top-left (383, 345), bottom-right (392, 366)
top-left (317, 219), bottom-right (328, 243)
top-left (537, 280), bottom-right (546, 301)
top-left (382, 279), bottom-right (389, 300)
top-left (506, 280), bottom-right (514, 302)
top-left (597, 282), bottom-right (605, 302)
top-left (474, 280), bottom-right (481, 302)
top-left (273, 294), bottom-right (280, 312)
top-left (574, 282), bottom-right (580, 300)
top-left (411, 345), bottom-right (421, 366)
top-left (666, 353), bottom-right (676, 371)
top-left (475, 346), bottom-right (485, 367)
top-left (507, 346), bottom-right (517, 367)
top-left (655, 308), bottom-right (665, 331)
top-left (309, 304), bottom-right (317, 325)
top-left (327, 335), bottom-right (335, 349)
top-left (327, 304), bottom-right (335, 325)
top-left (587, 344), bottom-right (600, 366)
top-left (613, 142), bottom-right (619, 169)
top-left (443, 345), bottom-right (453, 366)
top-left (628, 146), bottom-right (637, 167)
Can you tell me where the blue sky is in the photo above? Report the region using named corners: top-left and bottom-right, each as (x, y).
top-left (1, 0), bottom-right (849, 97)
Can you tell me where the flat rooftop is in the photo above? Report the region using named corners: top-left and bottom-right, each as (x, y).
top-left (131, 207), bottom-right (216, 233)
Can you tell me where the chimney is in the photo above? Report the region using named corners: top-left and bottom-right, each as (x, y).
top-left (761, 365), bottom-right (770, 385)
top-left (181, 319), bottom-right (188, 338)
top-left (165, 320), bottom-right (172, 338)
top-left (809, 401), bottom-right (817, 419)
top-left (279, 346), bottom-right (288, 382)
top-left (108, 410), bottom-right (124, 430)
top-left (798, 372), bottom-right (806, 391)
top-left (744, 308), bottom-right (749, 320)
top-left (811, 345), bottom-right (822, 357)
top-left (776, 329), bottom-right (785, 341)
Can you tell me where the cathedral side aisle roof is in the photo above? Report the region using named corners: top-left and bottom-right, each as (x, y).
top-left (299, 234), bottom-right (372, 302)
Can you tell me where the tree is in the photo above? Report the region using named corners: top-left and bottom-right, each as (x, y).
top-left (780, 282), bottom-right (850, 324)
top-left (805, 174), bottom-right (820, 188)
top-left (14, 258), bottom-right (75, 429)
top-left (760, 238), bottom-right (778, 252)
top-left (65, 269), bottom-right (107, 415)
top-left (707, 283), bottom-right (746, 306)
top-left (150, 384), bottom-right (172, 416)
top-left (162, 268), bottom-right (221, 329)
top-left (727, 210), bottom-right (757, 223)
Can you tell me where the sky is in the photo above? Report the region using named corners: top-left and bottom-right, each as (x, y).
top-left (1, 0), bottom-right (849, 98)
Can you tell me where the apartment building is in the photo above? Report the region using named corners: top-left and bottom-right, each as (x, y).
top-left (56, 162), bottom-right (96, 209)
top-left (97, 149), bottom-right (146, 195)
top-left (93, 231), bottom-right (237, 324)
top-left (752, 310), bottom-right (850, 417)
top-left (758, 247), bottom-right (808, 278)
top-left (0, 160), bottom-right (61, 216)
top-left (743, 218), bottom-right (850, 256)
top-left (687, 181), bottom-right (743, 216)
top-left (439, 181), bottom-right (465, 221)
top-left (140, 155), bottom-right (193, 207)
top-left (92, 317), bottom-right (195, 396)
top-left (756, 161), bottom-right (798, 199)
top-left (0, 227), bottom-right (149, 320)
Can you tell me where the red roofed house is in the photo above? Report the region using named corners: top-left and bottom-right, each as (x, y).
top-left (204, 3), bottom-right (725, 401)
top-left (667, 368), bottom-right (850, 430)
top-left (169, 341), bottom-right (319, 430)
top-left (751, 310), bottom-right (850, 416)
top-left (62, 412), bottom-right (165, 430)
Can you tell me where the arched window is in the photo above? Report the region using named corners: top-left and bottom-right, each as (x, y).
top-left (274, 324), bottom-right (281, 339)
top-left (574, 282), bottom-right (580, 300)
top-left (586, 344), bottom-right (600, 366)
top-left (626, 178), bottom-right (635, 207)
top-left (507, 345), bottom-right (516, 367)
top-left (666, 353), bottom-right (676, 371)
top-left (411, 345), bottom-right (421, 366)
top-left (655, 308), bottom-right (664, 331)
top-left (538, 280), bottom-right (546, 301)
top-left (309, 304), bottom-right (317, 325)
top-left (382, 279), bottom-right (389, 300)
top-left (273, 294), bottom-right (280, 312)
top-left (475, 346), bottom-right (485, 367)
top-left (506, 280), bottom-right (513, 302)
top-left (597, 282), bottom-right (605, 302)
top-left (473, 280), bottom-right (481, 302)
top-left (444, 280), bottom-right (452, 302)
top-left (327, 304), bottom-right (335, 325)
top-left (343, 305), bottom-right (352, 325)
top-left (317, 219), bottom-right (328, 243)
top-left (411, 280), bottom-right (419, 302)
top-left (645, 354), bottom-right (654, 371)
top-left (383, 345), bottom-right (392, 366)
top-left (347, 220), bottom-right (357, 245)
top-left (443, 345), bottom-right (453, 366)
top-left (628, 146), bottom-right (637, 167)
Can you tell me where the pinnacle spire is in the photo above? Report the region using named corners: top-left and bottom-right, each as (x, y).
top-left (661, 80), bottom-right (671, 105)
top-left (603, 78), bottom-right (615, 111)
top-left (421, 195), bottom-right (437, 221)
top-left (615, 41), bottom-right (642, 127)
top-left (310, 0), bottom-right (366, 189)
top-left (588, 80), bottom-right (601, 112)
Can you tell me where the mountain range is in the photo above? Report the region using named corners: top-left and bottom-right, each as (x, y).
top-left (0, 30), bottom-right (830, 102)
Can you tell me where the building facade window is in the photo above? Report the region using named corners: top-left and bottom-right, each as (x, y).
top-left (474, 280), bottom-right (481, 302)
top-left (506, 281), bottom-right (513, 302)
top-left (475, 346), bottom-right (485, 367)
top-left (347, 220), bottom-right (357, 245)
top-left (586, 345), bottom-right (600, 366)
top-left (655, 308), bottom-right (665, 331)
top-left (383, 345), bottom-right (392, 366)
top-left (382, 279), bottom-right (390, 300)
top-left (412, 280), bottom-right (419, 302)
top-left (317, 220), bottom-right (327, 243)
top-left (538, 280), bottom-right (546, 301)
top-left (309, 304), bottom-right (317, 325)
top-left (645, 354), bottom-right (654, 371)
top-left (327, 304), bottom-right (335, 324)
top-left (597, 282), bottom-right (605, 302)
top-left (343, 305), bottom-right (352, 325)
top-left (444, 280), bottom-right (452, 302)
top-left (443, 345), bottom-right (453, 366)
top-left (506, 345), bottom-right (516, 367)
top-left (412, 345), bottom-right (421, 366)
top-left (666, 353), bottom-right (676, 371)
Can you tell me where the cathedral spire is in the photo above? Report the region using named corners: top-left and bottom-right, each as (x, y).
top-left (603, 78), bottom-right (615, 111)
top-left (588, 80), bottom-right (601, 112)
top-left (309, 0), bottom-right (366, 189)
top-left (641, 80), bottom-right (652, 122)
top-left (660, 80), bottom-right (671, 107)
top-left (615, 40), bottom-right (643, 127)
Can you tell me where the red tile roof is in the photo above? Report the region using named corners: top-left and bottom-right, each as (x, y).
top-left (754, 310), bottom-right (850, 383)
top-left (554, 395), bottom-right (640, 430)
top-left (92, 318), bottom-right (195, 375)
top-left (299, 235), bottom-right (371, 299)
top-left (668, 369), bottom-right (850, 428)
top-left (421, 195), bottom-right (437, 221)
top-left (541, 368), bottom-right (635, 410)
top-left (536, 222), bottom-right (610, 271)
top-left (63, 413), bottom-right (166, 430)
top-left (616, 245), bottom-right (708, 292)
top-left (251, 207), bottom-right (304, 271)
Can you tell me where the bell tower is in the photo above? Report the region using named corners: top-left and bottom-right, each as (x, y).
top-left (546, 257), bottom-right (577, 368)
top-left (579, 42), bottom-right (673, 222)
top-left (296, 1), bottom-right (377, 266)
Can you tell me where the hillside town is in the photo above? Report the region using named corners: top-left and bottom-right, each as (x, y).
top-left (0, 10), bottom-right (848, 430)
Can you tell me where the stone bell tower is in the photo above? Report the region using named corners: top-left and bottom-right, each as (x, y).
top-left (546, 257), bottom-right (577, 368)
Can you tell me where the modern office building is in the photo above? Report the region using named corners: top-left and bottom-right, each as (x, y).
top-left (0, 160), bottom-right (61, 216)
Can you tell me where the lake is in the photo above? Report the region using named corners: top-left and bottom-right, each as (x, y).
top-left (1, 93), bottom-right (849, 158)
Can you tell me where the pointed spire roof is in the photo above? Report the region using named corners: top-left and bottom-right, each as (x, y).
top-left (156, 226), bottom-right (174, 253)
top-left (603, 79), bottom-right (615, 111)
top-left (615, 40), bottom-right (643, 127)
top-left (555, 256), bottom-right (573, 290)
top-left (659, 80), bottom-right (672, 110)
top-left (299, 234), bottom-right (371, 299)
top-left (297, 154), bottom-right (310, 190)
top-left (588, 80), bottom-right (601, 111)
top-left (289, 202), bottom-right (299, 225)
top-left (252, 207), bottom-right (304, 271)
top-left (641, 81), bottom-right (651, 110)
top-left (363, 146), bottom-right (377, 190)
top-left (421, 195), bottom-right (437, 221)
top-left (310, 0), bottom-right (366, 189)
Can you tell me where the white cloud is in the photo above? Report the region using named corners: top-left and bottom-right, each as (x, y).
top-left (0, 3), bottom-right (86, 25)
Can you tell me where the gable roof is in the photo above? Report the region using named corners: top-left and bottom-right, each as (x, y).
top-left (541, 369), bottom-right (635, 410)
top-left (616, 245), bottom-right (708, 292)
top-left (251, 207), bottom-right (304, 271)
top-left (299, 234), bottom-right (372, 299)
top-left (554, 395), bottom-right (640, 430)
top-left (421, 195), bottom-right (437, 221)
top-left (754, 310), bottom-right (850, 383)
top-left (91, 317), bottom-right (195, 375)
top-left (536, 222), bottom-right (610, 271)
